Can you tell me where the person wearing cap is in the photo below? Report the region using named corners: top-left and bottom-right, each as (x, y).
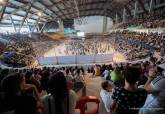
top-left (139, 63), bottom-right (165, 114)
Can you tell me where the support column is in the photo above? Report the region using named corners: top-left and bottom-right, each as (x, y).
top-left (115, 13), bottom-right (119, 24)
top-left (59, 19), bottom-right (64, 33)
top-left (46, 22), bottom-right (54, 32)
top-left (149, 0), bottom-right (154, 13)
top-left (134, 0), bottom-right (138, 18)
top-left (9, 15), bottom-right (17, 32)
top-left (137, 0), bottom-right (148, 14)
top-left (40, 22), bottom-right (47, 33)
top-left (37, 24), bottom-right (40, 32)
top-left (122, 8), bottom-right (126, 23)
top-left (32, 17), bottom-right (40, 32)
top-left (25, 19), bottom-right (32, 32)
top-left (103, 16), bottom-right (107, 33)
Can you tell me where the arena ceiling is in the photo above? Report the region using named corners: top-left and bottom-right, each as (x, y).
top-left (0, 0), bottom-right (149, 27)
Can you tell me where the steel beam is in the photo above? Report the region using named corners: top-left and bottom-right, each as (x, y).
top-left (18, 3), bottom-right (32, 32)
top-left (32, 17), bottom-right (40, 32)
top-left (25, 19), bottom-right (32, 32)
top-left (0, 0), bottom-right (9, 22)
top-left (45, 22), bottom-right (54, 32)
top-left (134, 0), bottom-right (138, 18)
top-left (40, 21), bottom-right (47, 33)
top-left (49, 1), bottom-right (107, 9)
top-left (3, 3), bottom-right (29, 20)
top-left (62, 8), bottom-right (114, 17)
top-left (55, 2), bottom-right (111, 15)
top-left (103, 16), bottom-right (107, 33)
top-left (137, 0), bottom-right (148, 13)
top-left (149, 0), bottom-right (154, 13)
top-left (125, 6), bottom-right (132, 17)
top-left (115, 13), bottom-right (119, 24)
top-left (4, 11), bottom-right (47, 23)
top-left (38, 0), bottom-right (63, 20)
top-left (9, 15), bottom-right (17, 32)
top-left (14, 0), bottom-right (55, 19)
top-left (69, 12), bottom-right (115, 20)
top-left (49, 0), bottom-right (67, 19)
top-left (122, 8), bottom-right (126, 23)
top-left (59, 19), bottom-right (64, 33)
top-left (104, 0), bottom-right (111, 13)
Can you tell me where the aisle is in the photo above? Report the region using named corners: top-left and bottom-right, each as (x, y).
top-left (83, 74), bottom-right (106, 114)
top-left (85, 74), bottom-right (103, 97)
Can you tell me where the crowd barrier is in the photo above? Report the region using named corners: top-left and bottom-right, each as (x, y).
top-left (38, 54), bottom-right (114, 65)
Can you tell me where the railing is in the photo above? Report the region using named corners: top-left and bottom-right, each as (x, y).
top-left (38, 54), bottom-right (114, 65)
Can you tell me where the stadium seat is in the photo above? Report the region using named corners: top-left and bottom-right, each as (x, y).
top-left (76, 96), bottom-right (100, 114)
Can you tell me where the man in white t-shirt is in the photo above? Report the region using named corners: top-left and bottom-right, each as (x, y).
top-left (100, 81), bottom-right (113, 113)
top-left (139, 65), bottom-right (165, 114)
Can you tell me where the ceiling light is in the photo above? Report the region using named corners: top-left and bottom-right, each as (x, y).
top-left (37, 12), bottom-right (42, 17)
top-left (0, 0), bottom-right (5, 4)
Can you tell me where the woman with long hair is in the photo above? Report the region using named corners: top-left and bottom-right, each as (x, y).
top-left (42, 72), bottom-right (78, 114)
top-left (0, 73), bottom-right (38, 114)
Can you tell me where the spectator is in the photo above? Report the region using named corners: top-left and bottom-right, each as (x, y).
top-left (40, 70), bottom-right (50, 92)
top-left (139, 64), bottom-right (165, 114)
top-left (25, 71), bottom-right (42, 94)
top-left (94, 65), bottom-right (101, 76)
top-left (65, 68), bottom-right (74, 83)
top-left (110, 67), bottom-right (122, 87)
top-left (110, 67), bottom-right (147, 114)
top-left (74, 69), bottom-right (85, 92)
top-left (42, 72), bottom-right (79, 114)
top-left (102, 66), bottom-right (110, 80)
top-left (100, 81), bottom-right (113, 113)
top-left (0, 73), bottom-right (38, 114)
top-left (0, 69), bottom-right (9, 91)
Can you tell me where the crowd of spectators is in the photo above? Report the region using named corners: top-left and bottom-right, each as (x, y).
top-left (64, 37), bottom-right (114, 55)
top-left (0, 29), bottom-right (164, 68)
top-left (98, 56), bottom-right (165, 114)
top-left (0, 33), bottom-right (58, 67)
top-left (109, 31), bottom-right (165, 61)
top-left (115, 11), bottom-right (165, 29)
top-left (0, 66), bottom-right (86, 114)
top-left (62, 31), bottom-right (164, 62)
top-left (0, 55), bottom-right (165, 114)
top-left (1, 30), bottom-right (165, 67)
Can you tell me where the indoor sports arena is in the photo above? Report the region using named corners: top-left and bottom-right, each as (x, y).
top-left (0, 0), bottom-right (165, 114)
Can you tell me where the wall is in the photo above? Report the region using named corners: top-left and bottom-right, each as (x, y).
top-left (74, 16), bottom-right (113, 33)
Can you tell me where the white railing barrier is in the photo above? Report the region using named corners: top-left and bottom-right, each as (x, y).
top-left (38, 54), bottom-right (114, 65)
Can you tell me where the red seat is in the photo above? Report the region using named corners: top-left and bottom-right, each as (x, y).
top-left (76, 96), bottom-right (100, 114)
